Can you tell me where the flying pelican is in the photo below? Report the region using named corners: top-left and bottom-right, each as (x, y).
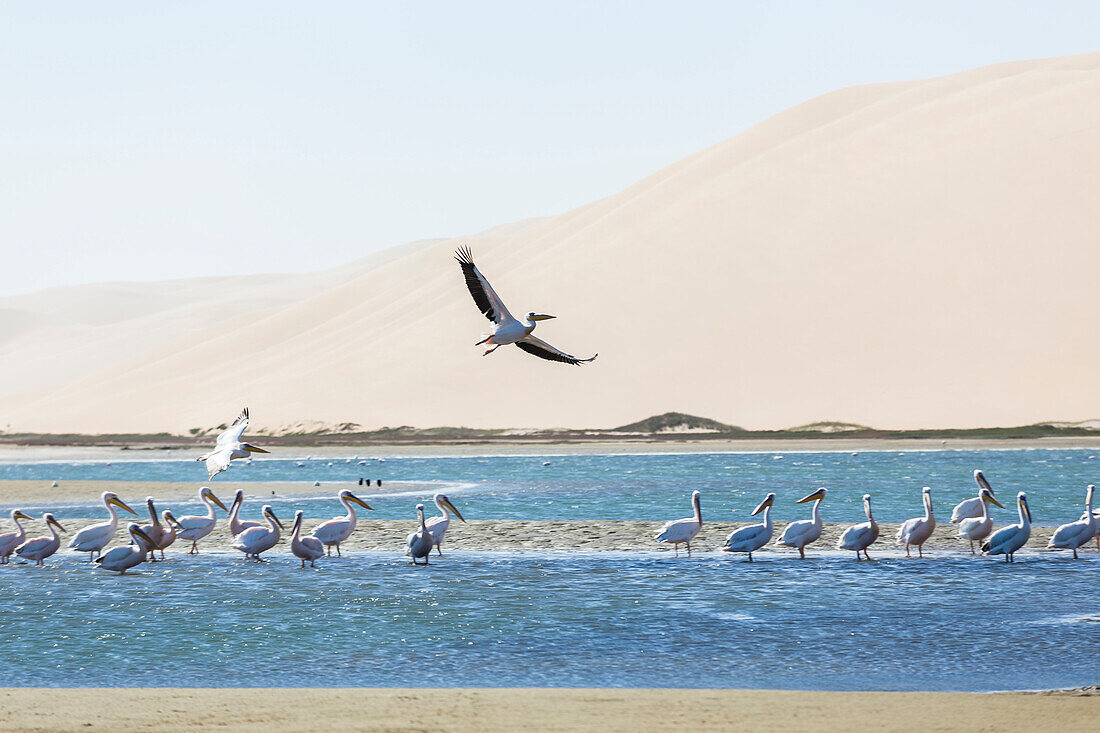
top-left (721, 492), bottom-right (774, 561)
top-left (982, 492), bottom-right (1032, 562)
top-left (775, 488), bottom-right (827, 559)
top-left (231, 505), bottom-right (283, 559)
top-left (290, 511), bottom-right (325, 568)
top-left (68, 492), bottom-right (138, 560)
top-left (309, 490), bottom-right (373, 557)
top-left (896, 487), bottom-right (936, 558)
top-left (15, 514), bottom-right (66, 566)
top-left (425, 493), bottom-right (466, 556)
top-left (227, 489), bottom-right (264, 536)
top-left (94, 523), bottom-right (158, 574)
top-left (405, 503), bottom-right (433, 565)
top-left (837, 494), bottom-right (879, 560)
top-left (0, 510), bottom-right (34, 564)
top-left (951, 470), bottom-right (996, 523)
top-left (167, 487), bottom-right (229, 553)
top-left (197, 407), bottom-right (269, 479)
top-left (957, 487), bottom-right (1004, 553)
top-left (1048, 485), bottom-right (1096, 559)
top-left (138, 498), bottom-right (171, 561)
top-left (656, 490), bottom-right (702, 556)
top-left (455, 246), bottom-right (597, 365)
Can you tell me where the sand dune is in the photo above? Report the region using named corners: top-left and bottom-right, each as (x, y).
top-left (3, 53), bottom-right (1100, 434)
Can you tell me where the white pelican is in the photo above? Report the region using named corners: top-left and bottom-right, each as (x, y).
top-left (896, 487), bottom-right (936, 558)
top-left (721, 492), bottom-right (774, 561)
top-left (308, 490), bottom-right (373, 557)
top-left (982, 492), bottom-right (1032, 562)
top-left (425, 493), bottom-right (466, 556)
top-left (957, 487), bottom-right (1004, 553)
top-left (655, 490), bottom-right (702, 556)
top-left (290, 511), bottom-right (324, 568)
top-left (68, 492), bottom-right (138, 560)
top-left (951, 470), bottom-right (996, 523)
top-left (228, 489), bottom-right (264, 536)
top-left (94, 523), bottom-right (158, 574)
top-left (775, 487), bottom-right (827, 559)
top-left (455, 246), bottom-right (597, 365)
top-left (837, 494), bottom-right (879, 560)
top-left (197, 407), bottom-right (269, 479)
top-left (167, 487), bottom-right (229, 554)
top-left (0, 510), bottom-right (34, 564)
top-left (15, 514), bottom-right (66, 566)
top-left (1048, 484), bottom-right (1096, 559)
top-left (231, 505), bottom-right (283, 559)
top-left (405, 503), bottom-right (433, 565)
top-left (138, 498), bottom-right (171, 561)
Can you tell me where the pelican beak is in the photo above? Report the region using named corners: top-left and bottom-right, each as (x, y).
top-left (443, 498), bottom-right (465, 522)
top-left (47, 517), bottom-right (66, 532)
top-left (209, 493), bottom-right (229, 512)
top-left (267, 510), bottom-right (285, 529)
top-left (751, 496), bottom-right (774, 515)
top-left (243, 443), bottom-right (269, 454)
top-left (110, 496), bottom-right (138, 515)
top-left (132, 527), bottom-right (156, 547)
top-left (164, 513), bottom-right (184, 530)
top-left (1022, 497), bottom-right (1032, 522)
top-left (14, 511), bottom-right (33, 521)
top-left (795, 489), bottom-right (825, 504)
top-left (530, 314), bottom-right (556, 321)
top-left (348, 494), bottom-right (374, 510)
top-left (976, 473), bottom-right (993, 494)
top-left (985, 494), bottom-right (1005, 509)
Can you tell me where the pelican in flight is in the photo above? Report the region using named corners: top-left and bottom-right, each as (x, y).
top-left (982, 492), bottom-right (1031, 562)
top-left (425, 493), bottom-right (466, 556)
top-left (721, 492), bottom-right (774, 561)
top-left (15, 514), bottom-right (66, 566)
top-left (957, 487), bottom-right (1004, 553)
top-left (656, 490), bottom-right (702, 556)
top-left (94, 524), bottom-right (158, 574)
top-left (455, 246), bottom-right (597, 365)
top-left (837, 494), bottom-right (879, 560)
top-left (405, 503), bottom-right (433, 565)
top-left (951, 470), bottom-right (996, 523)
top-left (775, 488), bottom-right (827, 559)
top-left (68, 492), bottom-right (138, 560)
top-left (138, 498), bottom-right (171, 561)
top-left (197, 407), bottom-right (269, 479)
top-left (896, 487), bottom-right (936, 558)
top-left (1048, 485), bottom-right (1096, 559)
top-left (290, 511), bottom-right (325, 568)
top-left (231, 505), bottom-right (284, 560)
top-left (228, 489), bottom-right (264, 536)
top-left (167, 487), bottom-right (229, 553)
top-left (309, 490), bottom-right (373, 556)
top-left (0, 510), bottom-right (34, 564)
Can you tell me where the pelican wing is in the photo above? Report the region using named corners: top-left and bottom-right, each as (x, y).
top-left (455, 247), bottom-right (512, 325)
top-left (205, 449), bottom-right (233, 480)
top-left (215, 408), bottom-right (250, 449)
top-left (516, 335), bottom-right (597, 365)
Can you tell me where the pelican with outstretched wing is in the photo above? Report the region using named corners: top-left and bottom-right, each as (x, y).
top-left (197, 407), bottom-right (269, 479)
top-left (455, 246), bottom-right (597, 365)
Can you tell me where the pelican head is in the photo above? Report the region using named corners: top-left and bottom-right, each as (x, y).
top-left (231, 489), bottom-right (245, 509)
top-left (262, 505), bottom-right (284, 529)
top-left (862, 494), bottom-right (874, 518)
top-left (416, 503), bottom-right (426, 520)
top-left (104, 492), bottom-right (138, 516)
top-left (339, 490), bottom-right (373, 510)
top-left (796, 487), bottom-right (827, 504)
top-left (974, 470), bottom-right (993, 494)
top-left (200, 487), bottom-right (229, 512)
top-left (526, 312), bottom-right (556, 322)
top-left (1018, 492), bottom-right (1031, 522)
top-left (980, 487), bottom-right (1004, 508)
top-left (12, 510), bottom-right (33, 521)
top-left (163, 510), bottom-right (183, 530)
top-left (751, 493), bottom-right (775, 516)
top-left (128, 523), bottom-right (156, 548)
top-left (241, 442), bottom-right (269, 454)
top-left (292, 510), bottom-right (304, 532)
top-left (437, 494), bottom-right (465, 522)
top-left (44, 513), bottom-right (66, 533)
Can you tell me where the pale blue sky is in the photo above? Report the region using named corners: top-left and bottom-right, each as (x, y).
top-left (1, 2), bottom-right (1097, 295)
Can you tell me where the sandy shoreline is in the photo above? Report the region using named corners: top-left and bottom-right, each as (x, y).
top-left (0, 687), bottom-right (1096, 732)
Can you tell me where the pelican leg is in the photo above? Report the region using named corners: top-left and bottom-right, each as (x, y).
top-left (482, 344), bottom-right (501, 356)
top-left (798, 547), bottom-right (805, 559)
top-left (301, 558), bottom-right (306, 568)
top-left (336, 543), bottom-right (342, 557)
top-left (1073, 547), bottom-right (1078, 559)
top-left (917, 545), bottom-right (923, 559)
top-left (747, 552), bottom-right (753, 562)
top-left (326, 545), bottom-right (332, 556)
top-left (436, 544), bottom-right (443, 556)
top-left (904, 544), bottom-right (911, 559)
top-left (686, 541), bottom-right (692, 557)
top-left (968, 540), bottom-right (975, 555)
top-left (863, 549), bottom-right (871, 560)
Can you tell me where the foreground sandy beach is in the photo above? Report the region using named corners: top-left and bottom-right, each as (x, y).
top-left (0, 687), bottom-right (1095, 732)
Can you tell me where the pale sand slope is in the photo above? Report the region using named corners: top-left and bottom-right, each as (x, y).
top-left (0, 688), bottom-right (1096, 733)
top-left (3, 54), bottom-right (1100, 434)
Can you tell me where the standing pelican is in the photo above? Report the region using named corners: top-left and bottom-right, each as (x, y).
top-left (290, 511), bottom-right (324, 568)
top-left (656, 490), bottom-right (702, 556)
top-left (425, 493), bottom-right (466, 556)
top-left (15, 514), bottom-right (66, 566)
top-left (231, 505), bottom-right (283, 559)
top-left (405, 504), bottom-right (433, 565)
top-left (168, 487), bottom-right (229, 554)
top-left (957, 487), bottom-right (1004, 553)
top-left (721, 492), bottom-right (774, 561)
top-left (837, 494), bottom-right (879, 560)
top-left (228, 489), bottom-right (264, 536)
top-left (455, 247), bottom-right (597, 365)
top-left (94, 524), bottom-right (158, 574)
top-left (982, 492), bottom-right (1032, 562)
top-left (0, 510), bottom-right (34, 564)
top-left (68, 492), bottom-right (138, 560)
top-left (138, 498), bottom-right (170, 561)
top-left (896, 487), bottom-right (936, 558)
top-left (197, 407), bottom-right (269, 479)
top-left (951, 470), bottom-right (995, 523)
top-left (775, 488), bottom-right (827, 559)
top-left (1048, 485), bottom-right (1096, 559)
top-left (309, 490), bottom-right (373, 556)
